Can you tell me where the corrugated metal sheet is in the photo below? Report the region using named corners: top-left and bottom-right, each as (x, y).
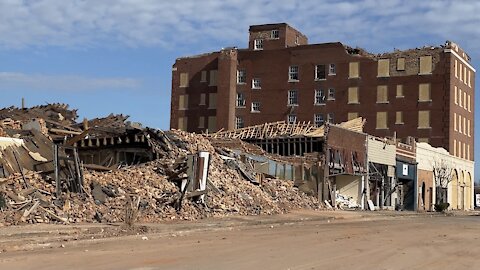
top-left (367, 137), bottom-right (396, 166)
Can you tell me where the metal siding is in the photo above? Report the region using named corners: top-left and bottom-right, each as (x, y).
top-left (367, 138), bottom-right (396, 166)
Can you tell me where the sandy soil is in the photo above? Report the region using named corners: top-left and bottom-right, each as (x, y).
top-left (1, 210), bottom-right (479, 270)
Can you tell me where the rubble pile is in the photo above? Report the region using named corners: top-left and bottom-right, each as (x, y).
top-left (0, 128), bottom-right (321, 226)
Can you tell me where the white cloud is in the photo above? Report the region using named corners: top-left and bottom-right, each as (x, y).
top-left (0, 0), bottom-right (479, 57)
top-left (0, 72), bottom-right (140, 91)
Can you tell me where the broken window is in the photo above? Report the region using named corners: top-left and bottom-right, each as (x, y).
top-left (396, 85), bottom-right (404, 98)
top-left (237, 70), bottom-right (246, 84)
top-left (397, 58), bottom-right (405, 71)
top-left (251, 102), bottom-right (260, 112)
top-left (288, 90), bottom-right (298, 105)
top-left (328, 64), bottom-right (336, 75)
top-left (236, 93), bottom-right (246, 107)
top-left (327, 88), bottom-right (335, 100)
top-left (289, 65), bottom-right (299, 81)
top-left (348, 87), bottom-right (359, 104)
top-left (314, 89), bottom-right (325, 105)
top-left (418, 110), bottom-right (430, 128)
top-left (252, 78), bottom-right (261, 89)
top-left (377, 59), bottom-right (390, 77)
top-left (235, 116), bottom-right (244, 129)
top-left (314, 114), bottom-right (324, 127)
top-left (315, 65), bottom-right (326, 80)
top-left (271, 30), bottom-right (279, 39)
top-left (377, 85), bottom-right (388, 103)
top-left (418, 83), bottom-right (431, 102)
top-left (254, 39), bottom-right (263, 50)
top-left (349, 62), bottom-right (359, 78)
top-left (179, 72), bottom-right (189, 87)
top-left (419, 55), bottom-right (432, 74)
top-left (376, 112), bottom-right (387, 129)
top-left (288, 114), bottom-right (297, 124)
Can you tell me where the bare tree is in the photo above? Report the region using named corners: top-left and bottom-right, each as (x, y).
top-left (432, 158), bottom-right (453, 204)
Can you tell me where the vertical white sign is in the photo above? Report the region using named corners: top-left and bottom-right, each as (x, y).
top-left (402, 164), bottom-right (409, 176)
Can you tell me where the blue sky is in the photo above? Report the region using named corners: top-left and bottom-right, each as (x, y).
top-left (0, 0), bottom-right (479, 180)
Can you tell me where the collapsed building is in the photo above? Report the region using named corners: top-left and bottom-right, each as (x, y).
top-left (0, 103), bottom-right (474, 226)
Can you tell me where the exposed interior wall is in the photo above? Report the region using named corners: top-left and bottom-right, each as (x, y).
top-left (336, 175), bottom-right (362, 204)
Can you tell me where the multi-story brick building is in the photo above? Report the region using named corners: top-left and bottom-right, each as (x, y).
top-left (171, 23), bottom-right (475, 161)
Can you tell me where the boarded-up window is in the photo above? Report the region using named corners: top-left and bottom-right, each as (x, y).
top-left (178, 94), bottom-right (189, 110)
top-left (348, 87), bottom-right (359, 104)
top-left (454, 86), bottom-right (458, 104)
top-left (208, 116), bottom-right (217, 132)
top-left (348, 112), bottom-right (358, 120)
top-left (453, 139), bottom-right (457, 156)
top-left (419, 56), bottom-right (432, 74)
top-left (458, 114), bottom-right (462, 132)
top-left (468, 70), bottom-right (471, 87)
top-left (468, 119), bottom-right (471, 137)
top-left (208, 93), bottom-right (217, 109)
top-left (454, 113), bottom-right (457, 131)
top-left (377, 85), bottom-right (388, 103)
top-left (454, 60), bottom-right (458, 78)
top-left (418, 83), bottom-right (431, 101)
top-left (395, 111), bottom-right (403, 124)
top-left (349, 62), bottom-right (359, 78)
top-left (418, 110), bottom-right (430, 128)
top-left (198, 116), bottom-right (205, 128)
top-left (378, 59), bottom-right (390, 77)
top-left (201, 71), bottom-right (207, 82)
top-left (209, 70), bottom-right (218, 86)
top-left (376, 112), bottom-right (387, 129)
top-left (178, 117), bottom-right (188, 131)
top-left (468, 94), bottom-right (471, 111)
top-left (459, 63), bottom-right (463, 82)
top-left (180, 72), bottom-right (189, 87)
top-left (200, 93), bottom-right (206, 105)
top-left (459, 89), bottom-right (463, 107)
top-left (397, 58), bottom-right (405, 71)
top-left (396, 85), bottom-right (404, 97)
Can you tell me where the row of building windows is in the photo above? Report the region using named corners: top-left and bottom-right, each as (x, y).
top-left (454, 59), bottom-right (472, 87)
top-left (179, 70), bottom-right (218, 88)
top-left (235, 110), bottom-right (431, 130)
top-left (453, 139), bottom-right (471, 160)
top-left (453, 113), bottom-right (471, 137)
top-left (454, 86), bottom-right (471, 112)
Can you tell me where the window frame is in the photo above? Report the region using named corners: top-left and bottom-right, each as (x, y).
top-left (252, 78), bottom-right (261, 89)
top-left (288, 90), bottom-right (298, 106)
top-left (254, 39), bottom-right (263, 50)
top-left (235, 116), bottom-right (244, 129)
top-left (237, 69), bottom-right (246, 84)
top-left (251, 101), bottom-right (261, 112)
top-left (328, 64), bottom-right (336, 75)
top-left (271, 30), bottom-right (279, 39)
top-left (314, 89), bottom-right (326, 105)
top-left (288, 114), bottom-right (297, 124)
top-left (236, 92), bottom-right (246, 107)
top-left (327, 88), bottom-right (335, 100)
top-left (314, 114), bottom-right (324, 127)
top-left (315, 64), bottom-right (326, 80)
top-left (289, 65), bottom-right (299, 82)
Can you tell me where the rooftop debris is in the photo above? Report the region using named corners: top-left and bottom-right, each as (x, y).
top-left (0, 103), bottom-right (323, 226)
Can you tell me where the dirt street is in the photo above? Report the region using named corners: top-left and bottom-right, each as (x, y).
top-left (1, 210), bottom-right (479, 270)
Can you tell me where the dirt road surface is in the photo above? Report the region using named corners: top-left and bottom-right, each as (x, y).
top-left (1, 210), bottom-right (479, 270)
